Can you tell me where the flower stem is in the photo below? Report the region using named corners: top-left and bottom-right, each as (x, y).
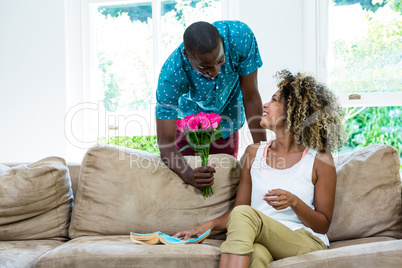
top-left (199, 144), bottom-right (213, 198)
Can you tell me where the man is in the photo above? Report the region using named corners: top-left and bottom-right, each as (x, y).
top-left (156, 21), bottom-right (266, 190)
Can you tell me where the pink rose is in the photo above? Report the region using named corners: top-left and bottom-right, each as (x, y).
top-left (187, 116), bottom-right (200, 132)
top-left (184, 114), bottom-right (195, 121)
top-left (197, 114), bottom-right (211, 130)
top-left (175, 119), bottom-right (187, 132)
top-left (206, 113), bottom-right (221, 129)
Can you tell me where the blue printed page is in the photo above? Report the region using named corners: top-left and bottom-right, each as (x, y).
top-left (131, 229), bottom-right (211, 244)
top-left (185, 229), bottom-right (210, 243)
top-left (160, 229), bottom-right (211, 244)
top-left (159, 233), bottom-right (185, 244)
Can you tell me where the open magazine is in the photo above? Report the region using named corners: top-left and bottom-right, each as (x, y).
top-left (130, 229), bottom-right (211, 245)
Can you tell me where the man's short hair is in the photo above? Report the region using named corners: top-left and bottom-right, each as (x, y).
top-left (183, 21), bottom-right (222, 55)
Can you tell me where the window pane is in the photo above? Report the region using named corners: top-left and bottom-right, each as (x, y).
top-left (160, 0), bottom-right (221, 64)
top-left (95, 0), bottom-right (221, 113)
top-left (343, 106), bottom-right (402, 158)
top-left (328, 1), bottom-right (402, 95)
top-left (97, 2), bottom-right (154, 112)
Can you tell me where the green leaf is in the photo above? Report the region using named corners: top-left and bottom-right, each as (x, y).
top-left (216, 123), bottom-right (222, 132)
top-left (178, 144), bottom-right (192, 152)
top-left (213, 133), bottom-right (224, 140)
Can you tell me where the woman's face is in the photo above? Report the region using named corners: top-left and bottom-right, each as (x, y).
top-left (260, 90), bottom-right (286, 131)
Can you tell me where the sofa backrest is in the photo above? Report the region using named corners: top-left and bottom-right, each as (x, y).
top-left (66, 144), bottom-right (402, 241)
top-left (2, 144), bottom-right (400, 243)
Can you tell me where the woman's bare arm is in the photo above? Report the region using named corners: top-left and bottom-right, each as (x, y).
top-left (264, 153), bottom-right (336, 234)
top-left (173, 144), bottom-right (259, 240)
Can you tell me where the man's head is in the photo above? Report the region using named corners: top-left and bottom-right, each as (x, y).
top-left (183, 21), bottom-right (225, 79)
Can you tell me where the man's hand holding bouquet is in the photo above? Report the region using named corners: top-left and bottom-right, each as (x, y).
top-left (176, 112), bottom-right (223, 197)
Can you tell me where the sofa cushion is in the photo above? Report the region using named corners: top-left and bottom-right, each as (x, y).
top-left (35, 236), bottom-right (223, 268)
top-left (69, 146), bottom-right (240, 239)
top-left (0, 157), bottom-right (73, 241)
top-left (270, 240), bottom-right (402, 268)
top-left (0, 240), bottom-right (64, 268)
top-left (328, 144), bottom-right (402, 241)
top-left (34, 237), bottom-right (402, 268)
top-left (329, 236), bottom-right (396, 249)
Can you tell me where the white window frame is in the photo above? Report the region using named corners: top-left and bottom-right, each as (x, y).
top-left (65, 0), bottom-right (239, 161)
top-left (302, 0), bottom-right (402, 108)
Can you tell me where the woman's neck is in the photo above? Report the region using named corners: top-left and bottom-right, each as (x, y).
top-left (272, 130), bottom-right (305, 154)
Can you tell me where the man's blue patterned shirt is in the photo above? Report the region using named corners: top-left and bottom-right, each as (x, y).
top-left (155, 20), bottom-right (263, 138)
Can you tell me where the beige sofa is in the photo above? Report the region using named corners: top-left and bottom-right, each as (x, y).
top-left (1, 144), bottom-right (401, 267)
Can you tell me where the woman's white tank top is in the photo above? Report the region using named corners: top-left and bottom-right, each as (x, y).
top-left (250, 141), bottom-right (329, 246)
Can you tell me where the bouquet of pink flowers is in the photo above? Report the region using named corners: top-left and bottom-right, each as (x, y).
top-left (176, 112), bottom-right (223, 197)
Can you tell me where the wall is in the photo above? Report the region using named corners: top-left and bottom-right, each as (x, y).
top-left (238, 0), bottom-right (304, 154)
top-left (0, 0), bottom-right (67, 162)
top-left (0, 0), bottom-right (306, 162)
top-left (240, 0), bottom-right (304, 100)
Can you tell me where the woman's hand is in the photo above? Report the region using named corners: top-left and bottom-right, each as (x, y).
top-left (173, 221), bottom-right (213, 241)
top-left (263, 189), bottom-right (298, 210)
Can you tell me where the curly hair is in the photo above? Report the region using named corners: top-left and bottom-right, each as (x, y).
top-left (275, 70), bottom-right (347, 153)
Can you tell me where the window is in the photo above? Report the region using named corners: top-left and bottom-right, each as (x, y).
top-left (326, 0), bottom-right (401, 158)
top-left (65, 0), bottom-right (238, 161)
top-left (303, 0), bottom-right (401, 159)
top-left (327, 0), bottom-right (401, 107)
top-left (96, 0), bottom-right (223, 114)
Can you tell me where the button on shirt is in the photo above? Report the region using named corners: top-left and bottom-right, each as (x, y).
top-left (155, 20), bottom-right (263, 138)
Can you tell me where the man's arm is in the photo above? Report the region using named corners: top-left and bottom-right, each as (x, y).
top-left (240, 70), bottom-right (267, 143)
top-left (156, 118), bottom-right (215, 190)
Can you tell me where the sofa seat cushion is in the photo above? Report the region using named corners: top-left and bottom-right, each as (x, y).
top-left (0, 157), bottom-right (73, 241)
top-left (0, 240), bottom-right (64, 268)
top-left (35, 236), bottom-right (223, 268)
top-left (69, 146), bottom-right (240, 239)
top-left (329, 236), bottom-right (397, 249)
top-left (270, 240), bottom-right (402, 268)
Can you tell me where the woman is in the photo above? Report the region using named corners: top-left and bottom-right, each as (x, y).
top-left (174, 70), bottom-right (346, 267)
